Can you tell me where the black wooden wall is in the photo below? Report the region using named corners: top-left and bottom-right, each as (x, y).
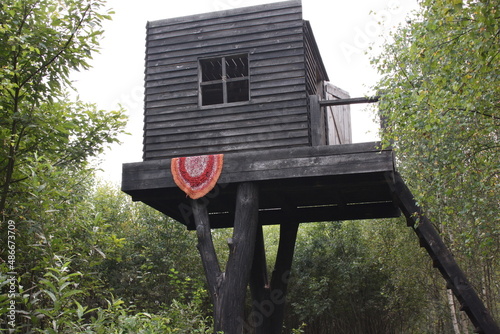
top-left (303, 21), bottom-right (329, 96)
top-left (143, 0), bottom-right (330, 160)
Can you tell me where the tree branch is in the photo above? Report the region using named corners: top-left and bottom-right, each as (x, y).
top-left (470, 109), bottom-right (500, 121)
top-left (19, 4), bottom-right (92, 90)
top-left (448, 107), bottom-right (500, 121)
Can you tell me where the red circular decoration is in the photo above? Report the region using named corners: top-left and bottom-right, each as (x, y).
top-left (171, 154), bottom-right (224, 199)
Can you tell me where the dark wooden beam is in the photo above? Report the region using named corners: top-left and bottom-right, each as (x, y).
top-left (249, 221), bottom-right (299, 334)
top-left (122, 142), bottom-right (394, 192)
top-left (249, 226), bottom-right (272, 333)
top-left (268, 221), bottom-right (299, 333)
top-left (309, 95), bottom-right (325, 146)
top-left (319, 96), bottom-right (380, 107)
top-left (221, 182), bottom-right (260, 333)
top-left (192, 182), bottom-right (260, 333)
top-left (204, 201), bottom-right (400, 228)
top-left (122, 143), bottom-right (398, 228)
top-left (191, 198), bottom-right (222, 303)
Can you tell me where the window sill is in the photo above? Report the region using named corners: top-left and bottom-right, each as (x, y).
top-left (199, 100), bottom-right (252, 110)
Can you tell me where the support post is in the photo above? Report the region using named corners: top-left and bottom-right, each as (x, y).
top-left (191, 182), bottom-right (260, 334)
top-left (249, 221), bottom-right (300, 334)
top-left (309, 95), bottom-right (326, 146)
top-left (191, 199), bottom-right (221, 300)
top-left (249, 226), bottom-right (271, 333)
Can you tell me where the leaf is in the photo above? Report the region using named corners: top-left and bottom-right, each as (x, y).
top-left (62, 289), bottom-right (83, 300)
top-left (75, 300), bottom-right (86, 319)
top-left (43, 290), bottom-right (57, 303)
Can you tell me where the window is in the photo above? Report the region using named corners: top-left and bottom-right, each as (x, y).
top-left (200, 55), bottom-right (249, 106)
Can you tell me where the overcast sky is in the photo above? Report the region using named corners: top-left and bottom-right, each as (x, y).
top-left (70, 0), bottom-right (418, 183)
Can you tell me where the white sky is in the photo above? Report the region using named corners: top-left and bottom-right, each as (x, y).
top-left (70, 0), bottom-right (418, 183)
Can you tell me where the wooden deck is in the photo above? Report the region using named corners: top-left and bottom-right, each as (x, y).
top-left (122, 142), bottom-right (400, 229)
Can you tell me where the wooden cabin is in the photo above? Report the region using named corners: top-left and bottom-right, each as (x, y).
top-left (143, 0), bottom-right (351, 160)
top-left (123, 0), bottom-right (399, 229)
top-left (123, 0), bottom-right (400, 229)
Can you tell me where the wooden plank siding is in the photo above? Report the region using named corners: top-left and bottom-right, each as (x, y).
top-left (303, 21), bottom-right (329, 96)
top-left (143, 0), bottom-right (318, 160)
top-left (325, 83), bottom-right (352, 145)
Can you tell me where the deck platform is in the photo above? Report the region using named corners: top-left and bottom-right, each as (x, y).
top-left (122, 142), bottom-right (400, 229)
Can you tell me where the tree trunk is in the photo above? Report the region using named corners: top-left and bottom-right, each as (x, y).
top-left (448, 288), bottom-right (461, 334)
top-left (191, 182), bottom-right (259, 334)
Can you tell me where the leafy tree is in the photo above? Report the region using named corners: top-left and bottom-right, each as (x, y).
top-left (84, 183), bottom-right (207, 312)
top-left (2, 255), bottom-right (213, 333)
top-left (0, 0), bottom-right (126, 311)
top-left (364, 218), bottom-right (455, 333)
top-left (0, 0), bottom-right (126, 218)
top-left (286, 222), bottom-right (394, 334)
top-left (0, 1), bottom-right (128, 330)
top-left (285, 219), bottom-right (470, 334)
top-left (372, 0), bottom-right (499, 328)
top-left (1, 176), bottom-right (214, 331)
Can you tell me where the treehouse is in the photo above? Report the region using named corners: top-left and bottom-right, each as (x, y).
top-left (123, 0), bottom-right (400, 229)
top-left (121, 1), bottom-right (499, 333)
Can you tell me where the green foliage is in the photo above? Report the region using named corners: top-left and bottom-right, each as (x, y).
top-left (285, 220), bottom-right (460, 334)
top-left (373, 0), bottom-right (499, 221)
top-left (85, 184), bottom-right (206, 312)
top-left (290, 322), bottom-right (307, 333)
top-left (0, 1), bottom-right (128, 330)
top-left (363, 218), bottom-right (454, 333)
top-left (0, 0), bottom-right (112, 102)
top-left (79, 282), bottom-right (212, 334)
top-left (0, 0), bottom-right (127, 219)
top-left (0, 169), bottom-right (213, 330)
top-left (36, 259), bottom-right (84, 327)
top-left (286, 222), bottom-right (393, 333)
top-left (1, 257), bottom-right (212, 333)
top-left (373, 0), bottom-right (499, 203)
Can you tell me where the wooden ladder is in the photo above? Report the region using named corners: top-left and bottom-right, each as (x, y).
top-left (387, 172), bottom-right (500, 334)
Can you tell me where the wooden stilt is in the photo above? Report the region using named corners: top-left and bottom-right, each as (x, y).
top-left (249, 226), bottom-right (272, 333)
top-left (191, 198), bottom-right (221, 299)
top-left (269, 222), bottom-right (299, 332)
top-left (249, 222), bottom-right (300, 334)
top-left (191, 182), bottom-right (259, 334)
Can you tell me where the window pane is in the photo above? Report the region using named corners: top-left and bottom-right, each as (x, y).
top-left (227, 80), bottom-right (249, 103)
top-left (202, 83), bottom-right (223, 105)
top-left (226, 56), bottom-right (248, 79)
top-left (201, 58), bottom-right (223, 82)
